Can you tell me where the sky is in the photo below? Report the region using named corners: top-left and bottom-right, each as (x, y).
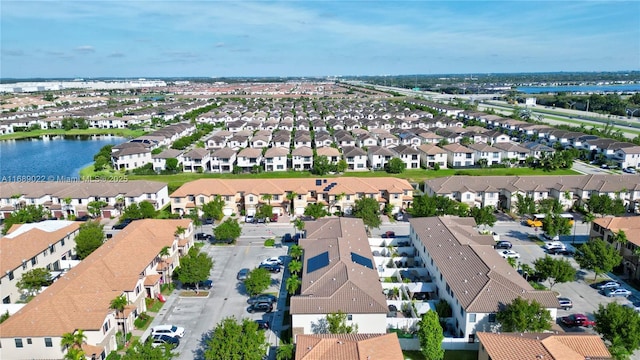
top-left (1, 0), bottom-right (639, 78)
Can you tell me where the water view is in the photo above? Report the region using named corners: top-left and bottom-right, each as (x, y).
top-left (517, 83), bottom-right (640, 94)
top-left (0, 135), bottom-right (125, 179)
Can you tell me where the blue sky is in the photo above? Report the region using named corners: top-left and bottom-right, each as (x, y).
top-left (1, 1), bottom-right (639, 78)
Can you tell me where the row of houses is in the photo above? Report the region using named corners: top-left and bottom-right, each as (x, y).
top-left (424, 174), bottom-right (640, 213)
top-left (0, 219), bottom-right (194, 359)
top-left (170, 177), bottom-right (414, 217)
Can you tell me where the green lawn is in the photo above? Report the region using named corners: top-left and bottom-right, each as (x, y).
top-left (0, 128), bottom-right (146, 140)
top-left (403, 350), bottom-right (477, 360)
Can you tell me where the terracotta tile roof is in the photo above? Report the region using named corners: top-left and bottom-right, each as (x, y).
top-left (477, 332), bottom-right (611, 360)
top-left (593, 217), bottom-right (640, 246)
top-left (0, 219), bottom-right (192, 337)
top-left (1, 220), bottom-right (81, 274)
top-left (290, 218), bottom-right (387, 315)
top-left (409, 217), bottom-right (559, 313)
top-left (295, 333), bottom-right (403, 360)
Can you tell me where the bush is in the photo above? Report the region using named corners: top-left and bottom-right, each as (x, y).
top-left (264, 238), bottom-right (275, 247)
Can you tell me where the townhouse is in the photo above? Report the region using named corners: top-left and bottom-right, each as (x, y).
top-left (316, 146), bottom-right (341, 165)
top-left (110, 142), bottom-right (152, 171)
top-left (0, 221), bottom-right (81, 304)
top-left (236, 147), bottom-right (264, 172)
top-left (441, 143), bottom-right (475, 167)
top-left (392, 145), bottom-right (421, 169)
top-left (409, 216), bottom-right (559, 341)
top-left (424, 174), bottom-right (640, 212)
top-left (0, 180), bottom-right (169, 220)
top-left (291, 146), bottom-right (314, 171)
top-left (210, 147), bottom-right (237, 173)
top-left (466, 143), bottom-right (502, 166)
top-left (291, 218), bottom-right (388, 338)
top-left (477, 332), bottom-right (611, 360)
top-left (170, 177), bottom-right (413, 217)
top-left (152, 149), bottom-right (184, 173)
top-left (182, 148), bottom-right (211, 173)
top-left (417, 144), bottom-right (448, 169)
top-left (0, 219), bottom-right (193, 360)
top-left (342, 146), bottom-right (368, 171)
top-left (367, 146), bottom-right (396, 170)
top-left (264, 147), bottom-right (289, 172)
top-left (590, 217), bottom-right (640, 281)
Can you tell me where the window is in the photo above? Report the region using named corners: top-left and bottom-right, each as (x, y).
top-left (3, 296), bottom-right (10, 304)
top-left (49, 244), bottom-right (55, 253)
top-left (488, 313), bottom-right (496, 322)
top-left (103, 321), bottom-right (110, 333)
top-left (22, 262), bottom-right (27, 270)
top-left (61, 238), bottom-right (65, 246)
top-left (347, 314), bottom-right (353, 321)
top-left (45, 338), bottom-right (53, 347)
top-left (8, 271), bottom-right (14, 281)
top-left (199, 196), bottom-right (205, 204)
top-left (43, 249), bottom-right (48, 256)
top-left (249, 196), bottom-right (254, 202)
top-left (469, 314), bottom-right (476, 323)
top-left (15, 339), bottom-right (23, 348)
top-left (31, 257), bottom-right (37, 266)
top-left (26, 338), bottom-right (32, 345)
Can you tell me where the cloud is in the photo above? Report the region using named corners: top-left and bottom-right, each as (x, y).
top-left (1, 49), bottom-right (25, 56)
top-left (107, 52), bottom-right (125, 58)
top-left (74, 45), bottom-right (95, 54)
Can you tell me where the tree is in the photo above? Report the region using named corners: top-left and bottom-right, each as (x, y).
top-left (276, 342), bottom-right (295, 360)
top-left (594, 302), bottom-right (640, 359)
top-left (541, 212), bottom-right (572, 237)
top-left (205, 317), bottom-right (267, 360)
top-left (514, 194), bottom-right (536, 216)
top-left (289, 245), bottom-right (303, 260)
top-left (288, 259), bottom-right (302, 275)
top-left (110, 295), bottom-right (129, 344)
top-left (533, 256), bottom-right (576, 289)
top-left (470, 206), bottom-right (496, 227)
top-left (574, 238), bottom-right (623, 280)
top-left (286, 192), bottom-right (298, 215)
top-left (87, 200), bottom-right (107, 218)
top-left (213, 218), bottom-right (241, 243)
top-left (286, 274), bottom-right (301, 295)
top-left (64, 347), bottom-right (86, 360)
top-left (416, 310), bottom-right (444, 360)
top-left (261, 194), bottom-right (273, 205)
top-left (352, 197), bottom-right (381, 228)
top-left (385, 157), bottom-right (406, 174)
top-left (74, 221), bottom-right (105, 259)
top-left (244, 268), bottom-right (271, 296)
top-left (335, 159), bottom-right (348, 173)
top-left (202, 196), bottom-right (225, 221)
top-left (17, 268), bottom-right (52, 298)
top-left (61, 329), bottom-right (87, 360)
top-left (311, 155), bottom-right (331, 175)
top-left (255, 204), bottom-right (273, 221)
top-left (165, 158), bottom-right (180, 173)
top-left (477, 158), bottom-right (488, 168)
top-left (537, 198), bottom-right (562, 214)
top-left (177, 247), bottom-right (213, 292)
top-left (496, 297), bottom-right (552, 333)
top-left (1, 204), bottom-right (50, 235)
top-left (304, 203), bottom-right (328, 219)
top-left (326, 311), bottom-right (357, 334)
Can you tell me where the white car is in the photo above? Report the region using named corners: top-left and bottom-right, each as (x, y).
top-left (605, 288), bottom-right (632, 298)
top-left (497, 250), bottom-right (520, 259)
top-left (260, 257), bottom-right (283, 266)
top-left (544, 241), bottom-right (566, 251)
top-left (151, 325), bottom-right (185, 338)
top-left (625, 302), bottom-right (640, 313)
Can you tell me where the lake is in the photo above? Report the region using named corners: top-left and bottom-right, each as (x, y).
top-left (0, 135), bottom-right (125, 179)
top-left (517, 84), bottom-right (640, 94)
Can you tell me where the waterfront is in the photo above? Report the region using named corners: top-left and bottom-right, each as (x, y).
top-left (0, 135), bottom-right (125, 178)
top-left (517, 83), bottom-right (640, 94)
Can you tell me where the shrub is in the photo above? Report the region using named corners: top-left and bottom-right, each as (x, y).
top-left (264, 238), bottom-right (275, 247)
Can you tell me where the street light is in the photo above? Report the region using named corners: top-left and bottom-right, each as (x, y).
top-left (572, 218), bottom-right (577, 246)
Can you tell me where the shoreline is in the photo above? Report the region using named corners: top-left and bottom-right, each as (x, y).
top-left (0, 128), bottom-right (146, 141)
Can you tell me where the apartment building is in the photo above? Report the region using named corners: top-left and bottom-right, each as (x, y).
top-left (409, 217), bottom-right (559, 341)
top-left (0, 221), bottom-right (81, 304)
top-left (590, 217), bottom-right (640, 280)
top-left (0, 219), bottom-right (193, 360)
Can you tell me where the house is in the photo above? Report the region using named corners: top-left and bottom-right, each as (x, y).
top-left (316, 146), bottom-right (341, 164)
top-left (441, 143), bottom-right (474, 167)
top-left (295, 333), bottom-right (403, 360)
top-left (291, 218), bottom-right (388, 338)
top-left (367, 146), bottom-right (395, 170)
top-left (342, 146), bottom-right (368, 171)
top-left (111, 143), bottom-right (152, 170)
top-left (250, 135), bottom-right (270, 149)
top-left (614, 145), bottom-right (640, 169)
top-left (292, 146), bottom-right (314, 171)
top-left (417, 144), bottom-right (447, 169)
top-left (152, 149), bottom-right (184, 172)
top-left (476, 332), bottom-right (611, 360)
top-left (590, 217), bottom-right (640, 281)
top-left (492, 142), bottom-right (530, 165)
top-left (392, 145), bottom-right (420, 169)
top-left (182, 148), bottom-right (211, 173)
top-left (0, 221), bottom-right (81, 304)
top-left (211, 147), bottom-right (237, 173)
top-left (264, 147), bottom-right (289, 172)
top-left (409, 216), bottom-right (559, 340)
top-left (236, 148), bottom-right (263, 172)
top-left (467, 143), bottom-right (502, 166)
top-left (357, 133), bottom-right (378, 148)
top-left (0, 219), bottom-right (193, 360)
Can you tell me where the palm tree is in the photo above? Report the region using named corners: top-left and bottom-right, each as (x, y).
top-left (261, 194), bottom-right (273, 205)
top-left (583, 212), bottom-right (596, 224)
top-left (289, 245), bottom-right (303, 260)
top-left (288, 260), bottom-right (302, 275)
top-left (174, 226), bottom-right (186, 238)
top-left (286, 192), bottom-right (297, 215)
top-left (61, 330), bottom-right (87, 360)
top-left (613, 230), bottom-right (628, 251)
top-left (276, 341), bottom-right (295, 360)
top-left (286, 275), bottom-right (301, 295)
top-left (293, 218), bottom-right (305, 239)
top-left (64, 347), bottom-right (86, 360)
top-left (110, 295), bottom-right (129, 345)
top-left (157, 246), bottom-right (171, 284)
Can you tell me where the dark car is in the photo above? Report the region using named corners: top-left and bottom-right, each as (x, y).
top-left (210, 236), bottom-right (233, 244)
top-left (248, 301), bottom-right (273, 313)
top-left (75, 215), bottom-right (90, 221)
top-left (149, 334), bottom-right (180, 349)
top-left (202, 218), bottom-right (214, 225)
top-left (248, 294), bottom-right (277, 305)
top-left (237, 268), bottom-right (250, 281)
top-left (282, 233), bottom-right (293, 243)
top-left (517, 269), bottom-right (544, 282)
top-left (547, 247), bottom-right (574, 256)
top-left (561, 314), bottom-right (595, 328)
top-left (113, 219), bottom-right (132, 230)
top-left (494, 241), bottom-right (512, 250)
top-left (258, 263), bottom-right (281, 273)
top-left (382, 231), bottom-right (396, 238)
top-left (195, 233), bottom-right (212, 241)
top-left (184, 279), bottom-right (213, 290)
top-left (255, 319), bottom-right (270, 330)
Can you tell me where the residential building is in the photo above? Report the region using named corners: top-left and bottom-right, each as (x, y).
top-left (367, 146), bottom-right (395, 170)
top-left (316, 146), bottom-right (341, 164)
top-left (409, 216), bottom-right (559, 341)
top-left (342, 146), bottom-right (368, 171)
top-left (441, 143), bottom-right (474, 167)
top-left (151, 149), bottom-right (184, 172)
top-left (292, 146), bottom-right (314, 171)
top-left (467, 143), bottom-right (502, 166)
top-left (111, 143), bottom-right (152, 170)
top-left (210, 147), bottom-right (237, 173)
top-left (295, 333), bottom-right (403, 360)
top-left (264, 147), bottom-right (289, 172)
top-left (0, 219), bottom-right (193, 360)
top-left (492, 142), bottom-right (530, 165)
top-left (392, 145), bottom-right (420, 169)
top-left (417, 144), bottom-right (447, 169)
top-left (0, 221), bottom-right (81, 304)
top-left (590, 217), bottom-right (640, 280)
top-left (291, 218), bottom-right (388, 338)
top-left (477, 332), bottom-right (611, 360)
top-left (236, 148), bottom-right (264, 172)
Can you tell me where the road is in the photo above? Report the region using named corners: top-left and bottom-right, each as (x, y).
top-left (571, 160), bottom-right (616, 175)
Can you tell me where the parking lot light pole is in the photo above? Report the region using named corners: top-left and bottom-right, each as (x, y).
top-left (572, 221), bottom-right (577, 245)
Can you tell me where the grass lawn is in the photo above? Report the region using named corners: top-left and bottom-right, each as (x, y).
top-left (145, 298), bottom-right (165, 313)
top-left (0, 128), bottom-right (146, 140)
top-left (403, 350), bottom-right (477, 360)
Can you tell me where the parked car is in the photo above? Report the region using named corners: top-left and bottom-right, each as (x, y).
top-left (210, 236), bottom-right (233, 244)
top-left (202, 218), bottom-right (214, 225)
top-left (494, 241), bottom-right (512, 250)
top-left (149, 334), bottom-right (180, 349)
top-left (282, 233), bottom-right (293, 243)
top-left (113, 219), bottom-right (133, 230)
top-left (270, 214), bottom-right (279, 222)
top-left (248, 294), bottom-right (277, 305)
top-left (248, 301), bottom-right (273, 313)
top-left (256, 217), bottom-right (267, 224)
top-left (255, 319), bottom-right (270, 330)
top-left (75, 215), bottom-right (90, 221)
top-left (594, 281), bottom-right (621, 290)
top-left (518, 269), bottom-right (544, 282)
top-left (557, 297), bottom-right (573, 310)
top-left (183, 279), bottom-right (213, 290)
top-left (245, 215), bottom-right (255, 223)
top-left (497, 250), bottom-right (520, 259)
top-left (151, 325), bottom-right (185, 338)
top-left (261, 257), bottom-right (283, 266)
top-left (543, 241), bottom-right (565, 251)
top-left (258, 263), bottom-right (281, 273)
top-left (561, 314), bottom-right (595, 327)
top-left (237, 268), bottom-right (250, 281)
top-left (195, 232), bottom-right (212, 241)
top-left (547, 247), bottom-right (574, 256)
top-left (540, 233), bottom-right (561, 242)
top-left (625, 301), bottom-right (640, 313)
top-left (604, 288), bottom-right (632, 298)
